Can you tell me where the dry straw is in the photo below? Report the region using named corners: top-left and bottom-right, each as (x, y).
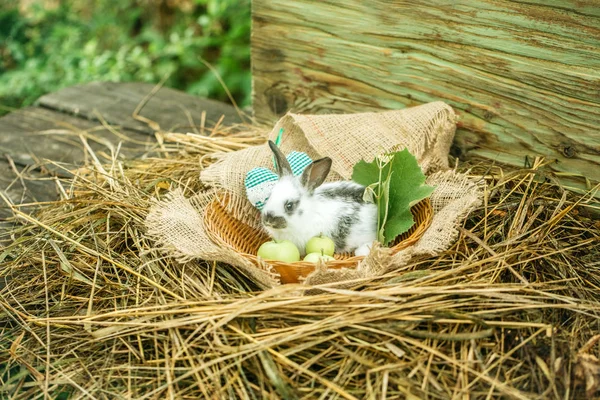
top-left (1, 118), bottom-right (600, 399)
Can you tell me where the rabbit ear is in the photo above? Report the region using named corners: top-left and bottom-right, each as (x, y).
top-left (301, 157), bottom-right (332, 193)
top-left (268, 140), bottom-right (292, 176)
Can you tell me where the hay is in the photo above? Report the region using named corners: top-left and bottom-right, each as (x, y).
top-left (1, 121), bottom-right (600, 399)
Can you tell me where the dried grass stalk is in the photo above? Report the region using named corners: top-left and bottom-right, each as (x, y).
top-left (0, 122), bottom-right (599, 399)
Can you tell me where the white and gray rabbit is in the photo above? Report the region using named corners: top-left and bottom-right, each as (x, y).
top-left (261, 140), bottom-right (377, 256)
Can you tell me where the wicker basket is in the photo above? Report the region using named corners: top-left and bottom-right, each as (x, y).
top-left (204, 197), bottom-right (433, 284)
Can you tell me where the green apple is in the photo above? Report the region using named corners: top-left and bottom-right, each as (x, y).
top-left (257, 240), bottom-right (300, 262)
top-left (305, 234), bottom-right (335, 256)
top-left (303, 252), bottom-right (335, 263)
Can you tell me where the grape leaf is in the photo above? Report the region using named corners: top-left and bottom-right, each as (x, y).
top-left (352, 158), bottom-right (381, 187)
top-left (352, 149), bottom-right (434, 245)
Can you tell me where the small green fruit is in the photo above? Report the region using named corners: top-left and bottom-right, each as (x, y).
top-left (257, 240), bottom-right (300, 262)
top-left (305, 234), bottom-right (335, 256)
top-left (303, 252), bottom-right (335, 263)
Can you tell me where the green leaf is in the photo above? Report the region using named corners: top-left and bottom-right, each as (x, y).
top-left (382, 149), bottom-right (435, 244)
top-left (352, 148), bottom-right (435, 246)
top-left (351, 158), bottom-right (382, 187)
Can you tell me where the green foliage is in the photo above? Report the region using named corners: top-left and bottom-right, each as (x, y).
top-left (0, 0), bottom-right (251, 113)
top-left (352, 149), bottom-right (435, 245)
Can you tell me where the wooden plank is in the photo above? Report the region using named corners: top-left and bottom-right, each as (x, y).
top-left (0, 159), bottom-right (57, 213)
top-left (251, 0), bottom-right (600, 196)
top-left (37, 81), bottom-right (244, 134)
top-left (0, 106), bottom-right (157, 175)
top-left (0, 105), bottom-right (153, 243)
top-left (0, 82), bottom-right (246, 244)
top-left (0, 159), bottom-right (58, 245)
top-left (0, 159), bottom-right (56, 200)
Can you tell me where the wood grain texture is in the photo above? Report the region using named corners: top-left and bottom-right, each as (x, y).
top-left (0, 104), bottom-right (156, 243)
top-left (37, 81), bottom-right (244, 134)
top-left (0, 160), bottom-right (57, 214)
top-left (252, 0), bottom-right (600, 195)
top-left (0, 159), bottom-right (58, 245)
top-left (0, 82), bottom-right (245, 242)
top-left (2, 82), bottom-right (242, 172)
top-left (0, 106), bottom-right (156, 176)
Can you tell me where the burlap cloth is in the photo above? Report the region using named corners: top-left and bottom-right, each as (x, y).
top-left (145, 101), bottom-right (483, 289)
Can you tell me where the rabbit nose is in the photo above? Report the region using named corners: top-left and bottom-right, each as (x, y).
top-left (262, 212), bottom-right (287, 229)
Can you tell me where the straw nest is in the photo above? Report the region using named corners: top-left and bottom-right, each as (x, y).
top-left (1, 121), bottom-right (599, 400)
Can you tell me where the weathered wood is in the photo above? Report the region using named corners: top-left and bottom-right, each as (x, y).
top-left (0, 104), bottom-right (155, 243)
top-left (252, 0), bottom-right (600, 195)
top-left (0, 106), bottom-right (156, 176)
top-left (0, 160), bottom-right (57, 212)
top-left (0, 159), bottom-right (57, 199)
top-left (0, 159), bottom-right (58, 245)
top-left (0, 82), bottom-right (244, 242)
top-left (37, 81), bottom-right (244, 134)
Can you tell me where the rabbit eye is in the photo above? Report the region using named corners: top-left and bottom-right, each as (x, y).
top-left (284, 200), bottom-right (298, 214)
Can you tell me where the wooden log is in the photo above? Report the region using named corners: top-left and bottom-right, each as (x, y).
top-left (37, 81), bottom-right (244, 134)
top-left (251, 0), bottom-right (600, 196)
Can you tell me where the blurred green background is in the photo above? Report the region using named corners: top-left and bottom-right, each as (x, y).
top-left (0, 0), bottom-right (251, 116)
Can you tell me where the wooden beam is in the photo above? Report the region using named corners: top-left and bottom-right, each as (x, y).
top-left (251, 0), bottom-right (600, 196)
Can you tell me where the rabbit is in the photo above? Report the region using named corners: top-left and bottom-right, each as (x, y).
top-left (261, 140), bottom-right (377, 257)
